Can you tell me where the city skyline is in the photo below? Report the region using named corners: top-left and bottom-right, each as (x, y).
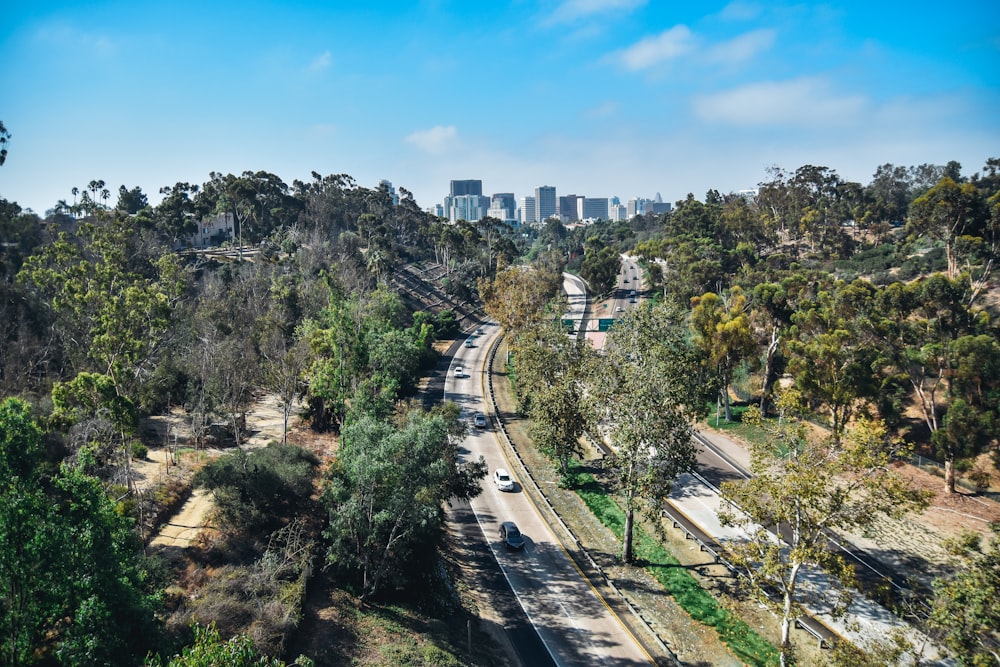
top-left (2, 1), bottom-right (997, 216)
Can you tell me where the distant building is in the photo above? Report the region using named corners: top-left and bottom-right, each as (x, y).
top-left (649, 201), bottom-right (672, 215)
top-left (579, 197), bottom-right (609, 221)
top-left (379, 179), bottom-right (399, 206)
top-left (519, 196), bottom-right (536, 224)
top-left (449, 194), bottom-right (484, 222)
top-left (450, 179), bottom-right (483, 197)
top-left (491, 193), bottom-right (516, 222)
top-left (559, 194), bottom-right (580, 222)
top-left (608, 203), bottom-right (628, 221)
top-left (189, 212), bottom-right (234, 248)
top-left (535, 186), bottom-right (557, 222)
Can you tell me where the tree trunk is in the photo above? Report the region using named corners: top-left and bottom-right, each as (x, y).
top-left (723, 386), bottom-right (732, 422)
top-left (944, 457), bottom-right (956, 494)
top-left (622, 507), bottom-right (634, 563)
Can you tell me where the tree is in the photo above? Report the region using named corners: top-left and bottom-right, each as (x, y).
top-left (929, 523), bottom-right (1000, 666)
top-left (588, 301), bottom-right (713, 563)
top-left (116, 184), bottom-right (149, 214)
top-left (0, 399), bottom-right (159, 666)
top-left (579, 239), bottom-right (620, 296)
top-left (719, 409), bottom-right (929, 667)
top-left (323, 410), bottom-right (487, 600)
top-left (509, 321), bottom-right (594, 474)
top-left (876, 274), bottom-right (999, 492)
top-left (690, 287), bottom-right (755, 422)
top-left (0, 120), bottom-right (9, 166)
top-left (908, 177), bottom-right (988, 279)
top-left (784, 279), bottom-right (881, 443)
top-left (478, 263), bottom-right (562, 335)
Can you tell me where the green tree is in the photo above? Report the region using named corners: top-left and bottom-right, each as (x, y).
top-left (588, 301), bottom-right (713, 563)
top-left (907, 177), bottom-right (988, 279)
top-left (579, 239), bottom-right (620, 296)
top-left (784, 279), bottom-right (881, 443)
top-left (876, 274), bottom-right (999, 492)
top-left (719, 410), bottom-right (929, 667)
top-left (509, 321), bottom-right (594, 474)
top-left (0, 398), bottom-right (159, 666)
top-left (0, 120), bottom-right (9, 165)
top-left (323, 410), bottom-right (487, 600)
top-left (690, 287), bottom-right (755, 422)
top-left (479, 263), bottom-right (562, 335)
top-left (929, 523), bottom-right (1000, 666)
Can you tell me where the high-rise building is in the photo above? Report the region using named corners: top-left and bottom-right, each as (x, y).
top-left (379, 179), bottom-right (399, 206)
top-left (491, 193), bottom-right (516, 222)
top-left (519, 196), bottom-right (536, 224)
top-left (535, 186), bottom-right (556, 222)
top-left (450, 180), bottom-right (483, 197)
top-left (450, 194), bottom-right (484, 222)
top-left (579, 197), bottom-right (609, 221)
top-left (609, 203), bottom-right (628, 221)
top-left (559, 194), bottom-right (579, 222)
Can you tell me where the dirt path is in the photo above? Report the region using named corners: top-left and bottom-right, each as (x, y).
top-left (142, 394), bottom-right (301, 551)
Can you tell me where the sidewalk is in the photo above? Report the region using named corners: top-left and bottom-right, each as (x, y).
top-left (668, 430), bottom-right (952, 665)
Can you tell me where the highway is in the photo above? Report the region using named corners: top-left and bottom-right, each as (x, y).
top-left (445, 324), bottom-right (654, 667)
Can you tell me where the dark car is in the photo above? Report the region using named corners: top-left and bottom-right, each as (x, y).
top-left (499, 521), bottom-right (525, 550)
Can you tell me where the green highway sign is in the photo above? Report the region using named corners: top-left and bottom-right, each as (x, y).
top-left (598, 318), bottom-right (615, 332)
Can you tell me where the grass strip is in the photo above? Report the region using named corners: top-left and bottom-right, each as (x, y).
top-left (573, 469), bottom-right (780, 667)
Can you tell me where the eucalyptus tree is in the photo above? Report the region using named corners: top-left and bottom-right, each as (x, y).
top-left (907, 177), bottom-right (988, 280)
top-left (875, 274), bottom-right (1000, 493)
top-left (719, 410), bottom-right (929, 667)
top-left (783, 278), bottom-right (881, 443)
top-left (323, 409), bottom-right (487, 601)
top-left (588, 300), bottom-right (714, 563)
top-left (479, 263), bottom-right (563, 336)
top-left (690, 286), bottom-right (755, 422)
top-left (509, 320), bottom-right (594, 474)
top-left (930, 522), bottom-right (1000, 666)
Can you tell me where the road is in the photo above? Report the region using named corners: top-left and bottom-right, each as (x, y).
top-left (446, 324), bottom-right (654, 667)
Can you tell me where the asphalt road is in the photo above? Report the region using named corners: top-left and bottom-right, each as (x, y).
top-left (446, 325), bottom-right (653, 667)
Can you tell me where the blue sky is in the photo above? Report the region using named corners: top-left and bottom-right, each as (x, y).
top-left (2, 1), bottom-right (998, 215)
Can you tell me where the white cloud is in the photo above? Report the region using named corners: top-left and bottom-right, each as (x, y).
top-left (692, 77), bottom-right (867, 127)
top-left (547, 0), bottom-right (646, 24)
top-left (611, 25), bottom-right (694, 70)
top-left (717, 1), bottom-right (763, 22)
top-left (405, 125), bottom-right (458, 153)
top-left (306, 50), bottom-right (332, 72)
top-left (705, 28), bottom-right (775, 65)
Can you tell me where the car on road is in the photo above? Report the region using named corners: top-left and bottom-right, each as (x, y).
top-left (476, 326), bottom-right (485, 335)
top-left (453, 366), bottom-right (463, 378)
top-left (473, 412), bottom-right (488, 429)
top-left (464, 339), bottom-right (474, 348)
top-left (499, 521), bottom-right (525, 550)
top-left (615, 306), bottom-right (622, 312)
top-left (493, 467), bottom-right (514, 491)
top-left (623, 278), bottom-right (629, 283)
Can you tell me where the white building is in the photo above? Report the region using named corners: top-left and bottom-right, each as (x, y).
top-left (188, 212), bottom-right (234, 248)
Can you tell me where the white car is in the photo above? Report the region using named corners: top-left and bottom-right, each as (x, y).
top-left (494, 468), bottom-right (514, 492)
top-left (453, 366), bottom-right (463, 378)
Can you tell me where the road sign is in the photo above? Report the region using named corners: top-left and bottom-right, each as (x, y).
top-left (598, 318), bottom-right (615, 332)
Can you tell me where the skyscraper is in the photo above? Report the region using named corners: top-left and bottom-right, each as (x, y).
top-left (559, 194), bottom-right (579, 222)
top-left (535, 186), bottom-right (556, 222)
top-left (450, 180), bottom-right (483, 197)
top-left (519, 196), bottom-right (536, 224)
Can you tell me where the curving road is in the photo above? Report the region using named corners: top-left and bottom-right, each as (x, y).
top-left (445, 324), bottom-right (654, 667)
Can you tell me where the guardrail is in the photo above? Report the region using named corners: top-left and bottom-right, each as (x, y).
top-left (483, 333), bottom-right (679, 666)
